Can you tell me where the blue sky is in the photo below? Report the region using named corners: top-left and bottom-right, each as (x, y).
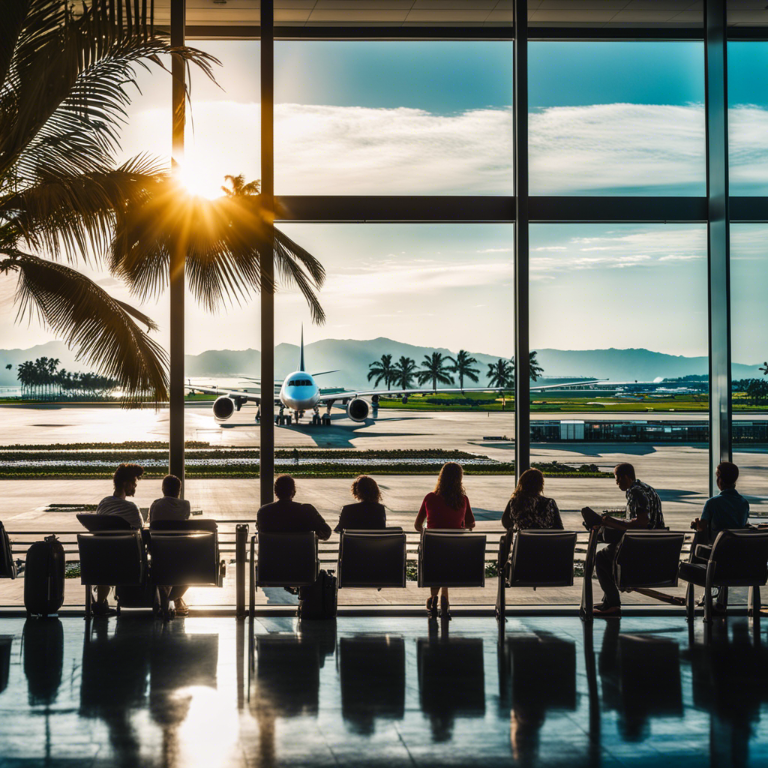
top-left (1, 40), bottom-right (767, 367)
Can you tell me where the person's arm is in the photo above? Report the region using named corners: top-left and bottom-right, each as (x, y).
top-left (464, 496), bottom-right (476, 530)
top-left (334, 508), bottom-right (346, 534)
top-left (414, 497), bottom-right (428, 532)
top-left (501, 500), bottom-right (513, 531)
top-left (183, 499), bottom-right (191, 520)
top-left (311, 507), bottom-right (332, 541)
top-left (128, 502), bottom-right (143, 530)
top-left (550, 499), bottom-right (564, 530)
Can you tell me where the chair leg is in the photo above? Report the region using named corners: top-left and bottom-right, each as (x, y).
top-left (84, 585), bottom-right (91, 619)
top-left (749, 585), bottom-right (760, 618)
top-left (495, 569), bottom-right (506, 624)
top-left (704, 583), bottom-right (713, 624)
top-left (685, 581), bottom-right (694, 622)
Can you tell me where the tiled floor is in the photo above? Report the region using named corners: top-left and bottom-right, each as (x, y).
top-left (0, 615), bottom-right (766, 766)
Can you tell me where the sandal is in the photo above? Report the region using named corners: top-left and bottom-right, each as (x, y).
top-left (593, 604), bottom-right (621, 618)
top-left (426, 596), bottom-right (438, 619)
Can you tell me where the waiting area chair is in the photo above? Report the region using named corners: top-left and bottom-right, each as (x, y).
top-left (76, 515), bottom-right (147, 617)
top-left (496, 530), bottom-right (578, 623)
top-left (148, 530), bottom-right (226, 588)
top-left (337, 528), bottom-right (407, 589)
top-left (0, 522), bottom-right (18, 579)
top-left (418, 529), bottom-right (487, 589)
top-left (678, 529), bottom-right (768, 622)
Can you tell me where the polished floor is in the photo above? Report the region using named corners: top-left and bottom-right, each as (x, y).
top-left (0, 615), bottom-right (766, 767)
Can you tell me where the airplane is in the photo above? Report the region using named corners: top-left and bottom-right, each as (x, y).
top-left (187, 331), bottom-right (603, 426)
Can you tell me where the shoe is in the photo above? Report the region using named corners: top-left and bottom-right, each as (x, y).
top-left (593, 604), bottom-right (621, 618)
top-left (91, 601), bottom-right (116, 618)
top-left (440, 598), bottom-right (451, 621)
top-left (426, 596), bottom-right (438, 619)
top-left (174, 598), bottom-right (189, 617)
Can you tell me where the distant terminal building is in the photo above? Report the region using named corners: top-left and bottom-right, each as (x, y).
top-left (532, 420), bottom-right (768, 444)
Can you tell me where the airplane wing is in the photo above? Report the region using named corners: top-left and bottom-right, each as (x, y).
top-left (186, 383), bottom-right (283, 407)
top-left (316, 380), bottom-right (603, 403)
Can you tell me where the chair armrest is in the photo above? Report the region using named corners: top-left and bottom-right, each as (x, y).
top-left (695, 544), bottom-right (713, 561)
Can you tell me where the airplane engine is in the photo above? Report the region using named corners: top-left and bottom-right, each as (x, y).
top-left (212, 396), bottom-right (236, 422)
top-left (346, 397), bottom-right (369, 422)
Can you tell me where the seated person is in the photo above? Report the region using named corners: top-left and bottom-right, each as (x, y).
top-left (93, 464), bottom-right (144, 615)
top-left (97, 463), bottom-right (144, 529)
top-left (149, 474), bottom-right (192, 616)
top-left (257, 475), bottom-right (332, 540)
top-left (692, 461), bottom-right (749, 541)
top-left (502, 468), bottom-right (563, 533)
top-left (581, 463), bottom-right (664, 618)
top-left (335, 475), bottom-right (387, 533)
top-left (149, 474), bottom-right (191, 525)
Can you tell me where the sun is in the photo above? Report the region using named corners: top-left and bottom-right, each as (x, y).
top-left (178, 156), bottom-right (224, 200)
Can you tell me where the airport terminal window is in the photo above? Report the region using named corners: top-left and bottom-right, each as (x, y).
top-left (274, 41), bottom-right (514, 195)
top-left (528, 223), bottom-right (710, 543)
top-left (728, 43), bottom-right (768, 195)
top-left (730, 224), bottom-right (768, 518)
top-left (528, 42), bottom-right (705, 196)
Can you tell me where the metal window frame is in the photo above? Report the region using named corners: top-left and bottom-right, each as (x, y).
top-left (164, 4), bottom-right (752, 499)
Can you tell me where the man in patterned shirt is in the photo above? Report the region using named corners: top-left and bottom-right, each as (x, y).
top-left (588, 462), bottom-right (664, 617)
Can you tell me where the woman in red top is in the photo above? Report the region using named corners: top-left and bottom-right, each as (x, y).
top-left (414, 462), bottom-right (476, 619)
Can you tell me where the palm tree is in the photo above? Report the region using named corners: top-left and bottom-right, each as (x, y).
top-left (393, 356), bottom-right (418, 391)
top-left (487, 358), bottom-right (514, 409)
top-left (367, 354), bottom-right (395, 389)
top-left (417, 352), bottom-right (455, 391)
top-left (222, 174), bottom-right (260, 198)
top-left (510, 351), bottom-right (545, 384)
top-left (450, 350), bottom-right (479, 390)
top-left (0, 1), bottom-right (326, 405)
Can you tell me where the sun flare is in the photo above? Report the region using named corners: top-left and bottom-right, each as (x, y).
top-left (178, 156), bottom-right (225, 200)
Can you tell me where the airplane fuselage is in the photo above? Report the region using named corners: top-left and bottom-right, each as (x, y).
top-left (279, 370), bottom-right (320, 412)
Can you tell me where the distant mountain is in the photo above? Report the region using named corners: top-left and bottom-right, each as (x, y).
top-left (1, 339), bottom-right (764, 390)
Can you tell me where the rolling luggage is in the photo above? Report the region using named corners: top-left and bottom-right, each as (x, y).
top-left (299, 569), bottom-right (338, 620)
top-left (24, 536), bottom-right (65, 617)
top-left (0, 522), bottom-right (16, 579)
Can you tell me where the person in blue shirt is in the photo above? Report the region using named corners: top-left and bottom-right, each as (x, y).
top-left (693, 461), bottom-right (750, 541)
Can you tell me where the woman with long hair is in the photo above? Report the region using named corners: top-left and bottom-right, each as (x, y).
top-left (414, 462), bottom-right (476, 619)
top-left (335, 475), bottom-right (387, 532)
top-left (502, 468), bottom-right (563, 532)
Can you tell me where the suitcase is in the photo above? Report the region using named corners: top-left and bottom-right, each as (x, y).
top-left (24, 536), bottom-right (65, 617)
top-left (298, 569), bottom-right (338, 620)
top-left (0, 522), bottom-right (16, 579)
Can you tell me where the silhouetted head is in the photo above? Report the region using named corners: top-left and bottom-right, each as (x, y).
top-left (113, 463), bottom-right (143, 497)
top-left (511, 468), bottom-right (545, 502)
top-left (614, 463), bottom-right (636, 492)
top-left (162, 474), bottom-right (182, 498)
top-left (274, 474), bottom-right (296, 501)
top-left (717, 461), bottom-right (739, 490)
top-left (351, 475), bottom-right (381, 503)
top-left (434, 462), bottom-right (465, 511)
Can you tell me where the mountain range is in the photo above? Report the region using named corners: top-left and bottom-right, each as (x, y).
top-left (1, 338), bottom-right (763, 390)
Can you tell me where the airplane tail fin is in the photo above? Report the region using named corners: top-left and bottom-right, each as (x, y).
top-left (299, 324), bottom-right (305, 372)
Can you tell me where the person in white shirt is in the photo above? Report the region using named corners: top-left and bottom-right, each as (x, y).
top-left (149, 474), bottom-right (191, 616)
top-left (93, 463), bottom-right (144, 615)
top-left (149, 475), bottom-right (191, 524)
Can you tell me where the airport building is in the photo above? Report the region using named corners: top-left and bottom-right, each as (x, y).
top-left (3, 2), bottom-right (768, 766)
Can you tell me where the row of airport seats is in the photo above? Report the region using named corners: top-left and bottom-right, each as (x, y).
top-left (251, 526), bottom-right (768, 625)
top-left (76, 515), bottom-right (236, 616)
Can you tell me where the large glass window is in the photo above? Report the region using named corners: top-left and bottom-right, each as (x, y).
top-left (730, 224), bottom-right (768, 519)
top-left (529, 224), bottom-right (709, 579)
top-left (529, 42), bottom-right (705, 195)
top-left (274, 42), bottom-right (513, 195)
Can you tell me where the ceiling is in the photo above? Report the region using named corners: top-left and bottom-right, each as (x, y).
top-left (125, 1), bottom-right (768, 30)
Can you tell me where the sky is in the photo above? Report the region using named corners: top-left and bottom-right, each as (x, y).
top-left (2, 40), bottom-right (768, 366)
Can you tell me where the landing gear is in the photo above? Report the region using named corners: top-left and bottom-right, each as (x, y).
top-left (322, 414), bottom-right (331, 426)
top-left (255, 408), bottom-right (261, 424)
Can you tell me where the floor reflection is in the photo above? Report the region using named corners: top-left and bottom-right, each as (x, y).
top-left (500, 631), bottom-right (577, 765)
top-left (598, 622), bottom-right (684, 742)
top-left (418, 623), bottom-right (485, 742)
top-left (339, 635), bottom-right (405, 734)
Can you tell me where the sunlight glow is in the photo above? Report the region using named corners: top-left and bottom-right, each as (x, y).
top-left (178, 155), bottom-right (227, 200)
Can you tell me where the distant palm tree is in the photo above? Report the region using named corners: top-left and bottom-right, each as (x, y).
top-left (221, 174), bottom-right (261, 197)
top-left (367, 354), bottom-right (395, 389)
top-left (487, 358), bottom-right (514, 411)
top-left (417, 352), bottom-right (455, 391)
top-left (393, 356), bottom-right (418, 391)
top-left (450, 350), bottom-right (479, 390)
top-left (5, 364), bottom-right (11, 371)
top-left (510, 351), bottom-right (545, 384)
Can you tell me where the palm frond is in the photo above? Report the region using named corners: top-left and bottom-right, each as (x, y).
top-left (1, 251), bottom-right (168, 404)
